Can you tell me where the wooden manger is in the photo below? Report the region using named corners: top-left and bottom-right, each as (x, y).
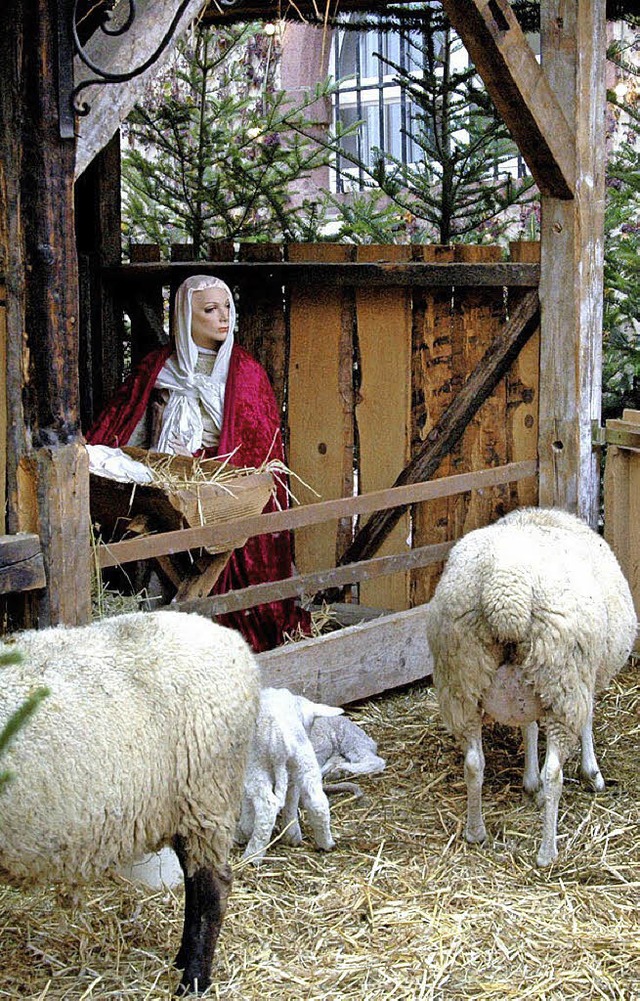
top-left (90, 447), bottom-right (274, 603)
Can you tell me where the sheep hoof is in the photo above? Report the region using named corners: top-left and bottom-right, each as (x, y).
top-left (581, 769), bottom-right (605, 793)
top-left (523, 775), bottom-right (541, 796)
top-left (465, 825), bottom-right (487, 845)
top-left (319, 838), bottom-right (336, 852)
top-left (280, 828), bottom-right (303, 847)
top-left (536, 845), bottom-right (558, 868)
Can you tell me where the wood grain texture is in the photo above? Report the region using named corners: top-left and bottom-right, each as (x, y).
top-left (410, 246), bottom-right (454, 605)
top-left (538, 0), bottom-right (606, 525)
top-left (0, 533), bottom-right (46, 594)
top-left (287, 244), bottom-right (354, 575)
top-left (256, 605), bottom-right (433, 705)
top-left (355, 245), bottom-right (412, 611)
top-left (441, 0), bottom-right (575, 198)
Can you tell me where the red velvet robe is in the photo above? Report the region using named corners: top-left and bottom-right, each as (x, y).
top-left (87, 344), bottom-right (311, 652)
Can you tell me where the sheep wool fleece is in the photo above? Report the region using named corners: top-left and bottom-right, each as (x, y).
top-left (0, 611), bottom-right (260, 886)
top-left (428, 506), bottom-right (637, 747)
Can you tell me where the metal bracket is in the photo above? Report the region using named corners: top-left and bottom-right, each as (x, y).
top-left (56, 0), bottom-right (218, 139)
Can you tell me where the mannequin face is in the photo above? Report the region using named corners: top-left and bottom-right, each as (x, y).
top-left (190, 287), bottom-right (231, 349)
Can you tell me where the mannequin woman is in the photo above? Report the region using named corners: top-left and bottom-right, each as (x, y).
top-left (87, 274), bottom-right (310, 652)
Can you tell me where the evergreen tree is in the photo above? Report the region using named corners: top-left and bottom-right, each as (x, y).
top-left (331, 7), bottom-right (536, 244)
top-left (602, 32), bottom-right (640, 417)
top-left (122, 24), bottom-right (335, 255)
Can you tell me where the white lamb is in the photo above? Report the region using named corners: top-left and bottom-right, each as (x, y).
top-left (425, 507), bottom-right (637, 868)
top-left (236, 687), bottom-right (342, 864)
top-left (310, 714), bottom-right (386, 798)
top-left (0, 610), bottom-right (260, 995)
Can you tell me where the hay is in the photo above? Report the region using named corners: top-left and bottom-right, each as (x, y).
top-left (1, 664), bottom-right (638, 1000)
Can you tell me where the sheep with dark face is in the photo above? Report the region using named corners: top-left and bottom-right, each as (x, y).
top-left (0, 610), bottom-right (260, 994)
top-left (425, 507), bottom-right (637, 867)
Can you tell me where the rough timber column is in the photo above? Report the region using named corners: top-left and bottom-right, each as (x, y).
top-left (538, 0), bottom-right (607, 524)
top-left (0, 0), bottom-right (91, 626)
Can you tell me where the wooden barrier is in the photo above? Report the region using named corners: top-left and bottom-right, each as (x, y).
top-left (96, 241), bottom-right (541, 619)
top-left (604, 408), bottom-right (640, 653)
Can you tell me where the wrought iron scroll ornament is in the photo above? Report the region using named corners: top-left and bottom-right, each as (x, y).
top-left (57, 0), bottom-right (242, 139)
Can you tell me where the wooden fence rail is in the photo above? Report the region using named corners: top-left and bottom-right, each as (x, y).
top-left (93, 241), bottom-right (541, 614)
top-left (604, 408), bottom-right (640, 653)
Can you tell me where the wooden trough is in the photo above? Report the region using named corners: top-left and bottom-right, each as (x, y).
top-left (90, 447), bottom-right (274, 602)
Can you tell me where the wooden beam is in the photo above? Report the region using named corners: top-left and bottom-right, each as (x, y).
top-left (1, 0), bottom-right (92, 628)
top-left (537, 0), bottom-right (607, 525)
top-left (256, 605), bottom-right (433, 706)
top-left (439, 0), bottom-right (576, 198)
top-left (177, 541), bottom-right (456, 617)
top-left (96, 458), bottom-right (537, 568)
top-left (17, 445), bottom-right (92, 627)
top-left (0, 534), bottom-right (46, 595)
top-left (105, 260), bottom-right (540, 288)
top-left (335, 289), bottom-right (540, 568)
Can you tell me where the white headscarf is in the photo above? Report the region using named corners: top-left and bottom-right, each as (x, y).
top-left (154, 275), bottom-right (236, 454)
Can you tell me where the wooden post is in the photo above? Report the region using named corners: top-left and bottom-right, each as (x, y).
top-left (538, 0), bottom-right (607, 524)
top-left (75, 133), bottom-right (125, 425)
top-left (0, 0), bottom-right (91, 627)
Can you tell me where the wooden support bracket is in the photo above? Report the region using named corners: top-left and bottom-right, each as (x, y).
top-left (441, 0), bottom-right (575, 198)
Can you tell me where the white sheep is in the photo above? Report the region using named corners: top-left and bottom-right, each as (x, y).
top-left (310, 714), bottom-right (386, 798)
top-left (236, 687), bottom-right (342, 864)
top-left (0, 610), bottom-right (260, 994)
top-left (425, 507), bottom-right (637, 867)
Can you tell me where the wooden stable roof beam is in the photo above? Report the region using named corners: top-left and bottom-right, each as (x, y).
top-left (441, 0), bottom-right (576, 199)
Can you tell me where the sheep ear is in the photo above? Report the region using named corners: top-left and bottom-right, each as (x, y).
top-left (297, 698), bottom-right (343, 730)
top-left (314, 704), bottom-right (344, 718)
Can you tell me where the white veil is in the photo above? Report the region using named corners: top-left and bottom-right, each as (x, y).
top-left (154, 275), bottom-right (236, 454)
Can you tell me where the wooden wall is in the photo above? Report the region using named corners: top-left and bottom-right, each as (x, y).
top-left (120, 241), bottom-right (541, 612)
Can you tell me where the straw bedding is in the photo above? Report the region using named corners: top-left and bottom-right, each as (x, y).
top-left (1, 662), bottom-right (638, 1000)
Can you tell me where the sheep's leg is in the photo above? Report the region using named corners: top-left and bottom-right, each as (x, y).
top-left (294, 747), bottom-right (335, 851)
top-left (299, 780), bottom-right (335, 851)
top-left (279, 781), bottom-right (303, 846)
top-left (241, 787), bottom-right (280, 864)
top-left (537, 729), bottom-right (569, 868)
top-left (235, 795), bottom-right (254, 845)
top-left (522, 722), bottom-right (541, 794)
top-left (579, 706), bottom-right (605, 792)
top-left (173, 836), bottom-right (232, 994)
top-left (463, 726), bottom-right (487, 844)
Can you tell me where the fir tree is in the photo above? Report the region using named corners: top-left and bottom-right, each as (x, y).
top-left (332, 6), bottom-right (536, 243)
top-left (122, 24), bottom-right (335, 255)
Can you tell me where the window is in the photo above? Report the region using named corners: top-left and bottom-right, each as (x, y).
top-left (332, 15), bottom-right (430, 191)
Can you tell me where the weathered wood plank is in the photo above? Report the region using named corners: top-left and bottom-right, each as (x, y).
top-left (0, 534), bottom-right (46, 595)
top-left (0, 282), bottom-right (6, 536)
top-left (75, 134), bottom-right (125, 424)
top-left (334, 290), bottom-right (540, 569)
top-left (106, 261), bottom-right (540, 288)
top-left (256, 605), bottom-right (433, 705)
top-left (451, 244), bottom-right (508, 536)
top-left (74, 0), bottom-right (207, 178)
top-left (97, 459), bottom-right (537, 568)
top-left (410, 246), bottom-right (454, 605)
top-left (441, 0), bottom-right (575, 198)
top-left (538, 0), bottom-right (606, 526)
top-left (128, 244), bottom-right (166, 366)
top-left (506, 242), bottom-right (540, 509)
top-left (287, 244), bottom-right (354, 575)
top-left (238, 243), bottom-right (286, 408)
top-left (17, 445), bottom-right (92, 626)
top-left (178, 542), bottom-right (455, 617)
top-left (356, 244), bottom-right (412, 611)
